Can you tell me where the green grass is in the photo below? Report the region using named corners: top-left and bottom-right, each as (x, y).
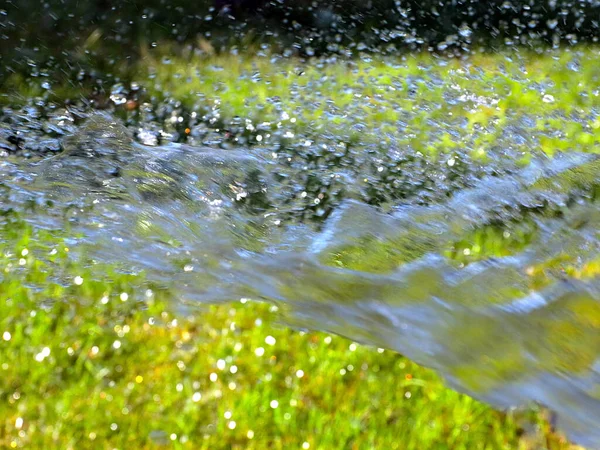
top-left (0, 214), bottom-right (579, 449)
top-left (134, 46), bottom-right (600, 158)
top-left (2, 46), bottom-right (600, 449)
top-left (324, 219), bottom-right (539, 274)
top-left (4, 46), bottom-right (600, 161)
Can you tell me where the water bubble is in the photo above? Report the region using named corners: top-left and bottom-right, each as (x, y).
top-left (458, 25), bottom-right (472, 38)
top-left (110, 94), bottom-right (127, 105)
top-left (542, 94), bottom-right (555, 103)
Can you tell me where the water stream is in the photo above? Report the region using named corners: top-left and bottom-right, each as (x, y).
top-left (1, 112), bottom-right (599, 447)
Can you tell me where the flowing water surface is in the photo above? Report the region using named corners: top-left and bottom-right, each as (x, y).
top-left (1, 112), bottom-right (599, 446)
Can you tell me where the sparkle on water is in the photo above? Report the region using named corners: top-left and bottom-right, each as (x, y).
top-left (1, 100), bottom-right (598, 446)
top-left (1, 11), bottom-right (600, 442)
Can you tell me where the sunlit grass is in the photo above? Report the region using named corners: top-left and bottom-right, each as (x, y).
top-left (2, 46), bottom-right (599, 448)
top-left (4, 46), bottom-right (600, 163)
top-left (0, 216), bottom-right (580, 449)
top-left (138, 46), bottom-right (600, 157)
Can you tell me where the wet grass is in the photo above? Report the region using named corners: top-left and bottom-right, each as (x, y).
top-left (323, 219), bottom-right (539, 274)
top-left (136, 46), bottom-right (600, 157)
top-left (4, 46), bottom-right (600, 161)
top-left (2, 46), bottom-right (600, 448)
top-left (0, 214), bottom-right (582, 449)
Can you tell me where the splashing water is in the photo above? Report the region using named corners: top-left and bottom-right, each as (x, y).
top-left (1, 113), bottom-right (599, 447)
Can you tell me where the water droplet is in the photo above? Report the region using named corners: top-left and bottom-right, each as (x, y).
top-left (459, 25), bottom-right (472, 38)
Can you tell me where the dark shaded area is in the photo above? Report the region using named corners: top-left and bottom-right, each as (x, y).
top-left (1, 0), bottom-right (600, 82)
